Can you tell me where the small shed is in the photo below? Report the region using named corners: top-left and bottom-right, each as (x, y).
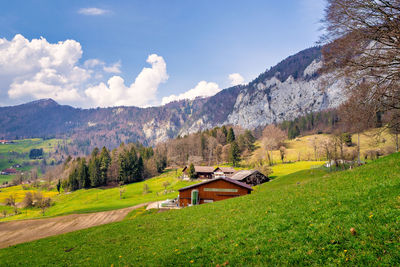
top-left (182, 166), bottom-right (215, 179)
top-left (230, 170), bottom-right (270, 186)
top-left (178, 177), bottom-right (252, 207)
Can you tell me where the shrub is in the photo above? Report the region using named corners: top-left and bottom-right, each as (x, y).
top-left (4, 194), bottom-right (16, 207)
top-left (22, 192), bottom-right (34, 208)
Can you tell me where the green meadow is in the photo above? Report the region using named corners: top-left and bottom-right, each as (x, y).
top-left (0, 170), bottom-right (195, 221)
top-left (0, 161), bottom-right (320, 221)
top-left (0, 138), bottom-right (62, 183)
top-left (1, 153), bottom-right (399, 265)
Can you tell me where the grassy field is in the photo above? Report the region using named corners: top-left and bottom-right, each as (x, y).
top-left (0, 161), bottom-right (321, 222)
top-left (269, 161), bottom-right (324, 179)
top-left (250, 128), bottom-right (398, 164)
top-left (0, 138), bottom-right (62, 183)
top-left (1, 153), bottom-right (398, 265)
top-left (0, 170), bottom-right (195, 221)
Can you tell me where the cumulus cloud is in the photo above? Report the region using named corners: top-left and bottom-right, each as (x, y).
top-left (0, 34), bottom-right (89, 103)
top-left (161, 81), bottom-right (221, 105)
top-left (85, 54), bottom-right (168, 107)
top-left (228, 73), bottom-right (245, 86)
top-left (78, 8), bottom-right (109, 16)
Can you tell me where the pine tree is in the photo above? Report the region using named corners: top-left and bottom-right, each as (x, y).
top-left (56, 179), bottom-right (61, 193)
top-left (221, 125), bottom-right (228, 137)
top-left (99, 147), bottom-right (111, 185)
top-left (89, 156), bottom-right (101, 187)
top-left (229, 141), bottom-right (241, 167)
top-left (227, 128), bottom-right (236, 143)
top-left (77, 158), bottom-right (90, 189)
top-left (188, 163), bottom-right (196, 179)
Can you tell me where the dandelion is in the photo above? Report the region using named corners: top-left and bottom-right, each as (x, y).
top-left (119, 255), bottom-right (122, 258)
top-left (175, 249), bottom-right (179, 252)
top-left (344, 250), bottom-right (347, 253)
top-left (235, 244), bottom-right (239, 247)
top-left (190, 260), bottom-right (194, 263)
top-left (369, 214), bottom-right (373, 219)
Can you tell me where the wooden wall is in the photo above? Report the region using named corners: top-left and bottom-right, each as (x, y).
top-left (178, 179), bottom-right (251, 207)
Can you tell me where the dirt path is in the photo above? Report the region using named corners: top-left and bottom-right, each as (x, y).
top-left (0, 203), bottom-right (149, 249)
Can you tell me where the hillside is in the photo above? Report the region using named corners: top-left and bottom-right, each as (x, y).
top-left (0, 138), bottom-right (63, 184)
top-left (1, 154), bottom-right (399, 265)
top-left (0, 46), bottom-right (345, 149)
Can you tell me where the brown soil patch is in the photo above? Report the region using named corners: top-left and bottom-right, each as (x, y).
top-left (0, 202), bottom-right (149, 249)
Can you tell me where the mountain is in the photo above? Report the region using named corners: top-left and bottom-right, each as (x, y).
top-left (0, 46), bottom-right (345, 148)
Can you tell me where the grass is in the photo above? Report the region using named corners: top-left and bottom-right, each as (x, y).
top-left (251, 128), bottom-right (398, 163)
top-left (0, 161), bottom-right (321, 222)
top-left (0, 170), bottom-right (195, 221)
top-left (1, 153), bottom-right (399, 265)
top-left (270, 161), bottom-right (325, 179)
top-left (0, 138), bottom-right (63, 183)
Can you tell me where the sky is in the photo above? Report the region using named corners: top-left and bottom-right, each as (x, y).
top-left (0, 0), bottom-right (326, 108)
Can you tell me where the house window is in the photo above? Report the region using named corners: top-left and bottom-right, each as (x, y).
top-left (204, 188), bottom-right (238, 192)
top-left (203, 199), bottom-right (214, 203)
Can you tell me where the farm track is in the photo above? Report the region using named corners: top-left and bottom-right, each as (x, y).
top-left (0, 202), bottom-right (149, 249)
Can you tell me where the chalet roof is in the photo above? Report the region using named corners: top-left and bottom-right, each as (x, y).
top-left (178, 177), bottom-right (253, 191)
top-left (214, 167), bottom-right (236, 173)
top-left (230, 170), bottom-right (260, 181)
top-left (183, 166), bottom-right (215, 173)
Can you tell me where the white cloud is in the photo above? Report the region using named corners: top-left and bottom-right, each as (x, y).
top-left (161, 81), bottom-right (221, 105)
top-left (85, 54), bottom-right (168, 107)
top-left (228, 73), bottom-right (245, 86)
top-left (84, 59), bottom-right (121, 74)
top-left (103, 61), bottom-right (121, 74)
top-left (84, 58), bottom-right (104, 68)
top-left (78, 8), bottom-right (109, 16)
top-left (0, 34), bottom-right (89, 103)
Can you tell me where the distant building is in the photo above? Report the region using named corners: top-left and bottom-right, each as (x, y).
top-left (182, 166), bottom-right (215, 179)
top-left (182, 166), bottom-right (237, 179)
top-left (0, 140), bottom-right (12, 144)
top-left (178, 177), bottom-right (252, 207)
top-left (213, 167), bottom-right (235, 177)
top-left (230, 170), bottom-right (270, 186)
top-left (1, 168), bottom-right (17, 175)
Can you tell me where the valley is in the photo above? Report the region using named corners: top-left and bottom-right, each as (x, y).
top-left (0, 153), bottom-right (398, 265)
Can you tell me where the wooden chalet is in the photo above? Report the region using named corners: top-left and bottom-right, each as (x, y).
top-left (182, 166), bottom-right (237, 179)
top-left (213, 167), bottom-right (235, 177)
top-left (230, 170), bottom-right (270, 186)
top-left (182, 166), bottom-right (215, 179)
top-left (178, 177), bottom-right (252, 207)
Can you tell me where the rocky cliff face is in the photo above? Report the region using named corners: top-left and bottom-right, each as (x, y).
top-left (0, 46), bottom-right (346, 147)
top-left (225, 60), bottom-right (344, 128)
top-left (179, 46), bottom-right (345, 136)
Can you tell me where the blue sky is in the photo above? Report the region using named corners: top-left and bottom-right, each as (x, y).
top-left (0, 0), bottom-right (326, 107)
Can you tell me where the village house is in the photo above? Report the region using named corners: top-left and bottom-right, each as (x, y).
top-left (213, 167), bottom-right (235, 177)
top-left (0, 140), bottom-right (12, 144)
top-left (1, 168), bottom-right (17, 175)
top-left (230, 170), bottom-right (270, 186)
top-left (178, 177), bottom-right (252, 207)
top-left (182, 166), bottom-right (237, 179)
top-left (182, 166), bottom-right (215, 179)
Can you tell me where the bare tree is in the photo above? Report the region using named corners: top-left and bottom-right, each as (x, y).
top-left (338, 86), bottom-right (376, 164)
top-left (262, 125), bottom-right (287, 165)
top-left (279, 146), bottom-right (286, 163)
top-left (310, 137), bottom-right (319, 161)
top-left (321, 0), bottom-right (400, 131)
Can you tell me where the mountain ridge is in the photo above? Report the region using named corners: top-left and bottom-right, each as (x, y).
top-left (0, 46), bottom-right (345, 148)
